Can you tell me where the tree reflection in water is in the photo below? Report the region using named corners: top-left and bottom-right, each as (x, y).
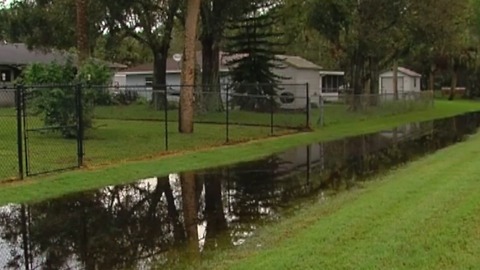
top-left (0, 113), bottom-right (477, 269)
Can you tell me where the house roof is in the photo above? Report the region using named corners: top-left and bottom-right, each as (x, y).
top-left (121, 52), bottom-right (321, 74)
top-left (381, 66), bottom-right (422, 77)
top-left (278, 55), bottom-right (322, 70)
top-left (0, 43), bottom-right (66, 66)
top-left (0, 43), bottom-right (126, 69)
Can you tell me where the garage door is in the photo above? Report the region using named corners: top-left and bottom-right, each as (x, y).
top-left (381, 77), bottom-right (404, 94)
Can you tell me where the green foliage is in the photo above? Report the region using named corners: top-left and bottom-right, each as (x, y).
top-left (93, 36), bottom-right (153, 66)
top-left (6, 0), bottom-right (106, 51)
top-left (20, 58), bottom-right (112, 138)
top-left (225, 3), bottom-right (286, 111)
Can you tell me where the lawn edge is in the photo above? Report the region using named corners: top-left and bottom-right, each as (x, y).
top-left (0, 100), bottom-right (479, 205)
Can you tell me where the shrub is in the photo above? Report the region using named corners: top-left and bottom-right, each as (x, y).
top-left (20, 58), bottom-right (112, 138)
top-left (112, 90), bottom-right (139, 105)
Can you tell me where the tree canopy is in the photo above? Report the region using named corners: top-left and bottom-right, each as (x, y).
top-left (1, 0), bottom-right (479, 98)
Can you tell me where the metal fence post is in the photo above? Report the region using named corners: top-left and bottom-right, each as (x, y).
top-left (226, 85), bottom-right (230, 143)
top-left (306, 83), bottom-right (310, 129)
top-left (76, 83), bottom-right (84, 167)
top-left (16, 84), bottom-right (24, 179)
top-left (270, 95), bottom-right (274, 135)
top-left (164, 88), bottom-right (169, 151)
top-left (22, 85), bottom-right (29, 176)
top-left (318, 95), bottom-right (325, 128)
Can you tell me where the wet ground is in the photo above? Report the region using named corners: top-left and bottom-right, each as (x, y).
top-left (0, 112), bottom-right (479, 270)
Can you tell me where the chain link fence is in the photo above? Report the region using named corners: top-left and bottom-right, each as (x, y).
top-left (0, 83), bottom-right (436, 182)
top-left (87, 83), bottom-right (310, 166)
top-left (0, 86), bottom-right (18, 181)
top-left (22, 85), bottom-right (81, 176)
top-left (315, 91), bottom-right (435, 127)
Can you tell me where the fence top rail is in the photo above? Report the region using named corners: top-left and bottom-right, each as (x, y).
top-left (13, 82), bottom-right (309, 88)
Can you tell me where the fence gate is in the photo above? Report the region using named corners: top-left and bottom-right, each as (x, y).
top-left (19, 85), bottom-right (84, 177)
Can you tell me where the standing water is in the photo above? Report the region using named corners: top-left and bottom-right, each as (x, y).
top-left (0, 112), bottom-right (479, 269)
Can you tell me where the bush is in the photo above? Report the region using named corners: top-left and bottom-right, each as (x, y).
top-left (112, 90), bottom-right (139, 105)
top-left (20, 58), bottom-right (112, 138)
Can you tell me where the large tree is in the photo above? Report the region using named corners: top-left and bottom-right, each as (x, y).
top-left (76, 0), bottom-right (89, 63)
top-left (198, 0), bottom-right (252, 112)
top-left (6, 0), bottom-right (105, 52)
top-left (224, 1), bottom-right (286, 111)
top-left (104, 0), bottom-right (183, 109)
top-left (308, 0), bottom-right (423, 109)
top-left (179, 0), bottom-right (201, 133)
top-left (275, 0), bottom-right (333, 68)
top-left (406, 0), bottom-right (470, 95)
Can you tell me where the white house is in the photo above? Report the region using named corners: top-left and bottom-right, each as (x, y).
top-left (379, 67), bottom-right (422, 95)
top-left (113, 52), bottom-right (322, 109)
top-left (0, 43), bottom-right (126, 107)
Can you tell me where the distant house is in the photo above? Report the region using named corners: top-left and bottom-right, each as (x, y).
top-left (0, 43), bottom-right (126, 106)
top-left (379, 67), bottom-right (422, 95)
top-left (113, 52), bottom-right (322, 109)
top-left (319, 70), bottom-right (346, 102)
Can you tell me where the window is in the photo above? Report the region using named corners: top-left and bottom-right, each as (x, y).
top-left (280, 92), bottom-right (295, 104)
top-left (145, 77), bottom-right (153, 87)
top-left (0, 70), bottom-right (11, 82)
top-left (414, 78), bottom-right (417, 88)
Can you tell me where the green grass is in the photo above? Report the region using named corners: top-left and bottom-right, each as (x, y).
top-left (0, 99), bottom-right (430, 180)
top-left (94, 103), bottom-right (308, 128)
top-left (0, 115), bottom-right (278, 180)
top-left (0, 99), bottom-right (478, 205)
top-left (93, 98), bottom-right (432, 128)
top-left (194, 131), bottom-right (480, 270)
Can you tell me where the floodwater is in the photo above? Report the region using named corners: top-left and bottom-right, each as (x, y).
top-left (0, 112), bottom-right (479, 270)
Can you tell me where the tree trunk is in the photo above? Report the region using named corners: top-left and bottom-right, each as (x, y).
top-left (152, 49), bottom-right (168, 110)
top-left (204, 177), bottom-right (228, 250)
top-left (449, 64), bottom-right (458, 101)
top-left (393, 60), bottom-right (398, 100)
top-left (164, 180), bottom-right (185, 242)
top-left (181, 172), bottom-right (199, 259)
top-left (20, 205), bottom-right (30, 270)
top-left (202, 38), bottom-right (223, 112)
top-left (351, 52), bottom-right (364, 111)
top-left (370, 59), bottom-right (379, 106)
top-left (179, 0), bottom-right (201, 133)
top-left (75, 0), bottom-right (89, 65)
top-left (428, 63), bottom-right (435, 91)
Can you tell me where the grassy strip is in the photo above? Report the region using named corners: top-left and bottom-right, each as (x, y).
top-left (0, 118), bottom-right (281, 180)
top-left (0, 98), bottom-right (433, 179)
top-left (0, 100), bottom-right (478, 206)
top-left (196, 131), bottom-right (480, 270)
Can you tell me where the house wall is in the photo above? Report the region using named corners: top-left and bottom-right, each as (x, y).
top-left (379, 71), bottom-right (421, 94)
top-left (118, 66), bottom-right (321, 110)
top-left (380, 76), bottom-right (405, 94)
top-left (121, 72), bottom-right (182, 101)
top-left (273, 67), bottom-right (321, 109)
top-left (0, 66), bottom-right (18, 106)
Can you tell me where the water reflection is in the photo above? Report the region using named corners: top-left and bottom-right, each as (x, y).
top-left (0, 112), bottom-right (478, 269)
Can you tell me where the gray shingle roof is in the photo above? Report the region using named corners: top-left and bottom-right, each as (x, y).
top-left (277, 55), bottom-right (322, 70)
top-left (0, 43), bottom-right (126, 69)
top-left (123, 52), bottom-right (321, 73)
top-left (397, 67), bottom-right (421, 77)
top-left (0, 43), bottom-right (67, 66)
top-left (381, 66), bottom-right (422, 77)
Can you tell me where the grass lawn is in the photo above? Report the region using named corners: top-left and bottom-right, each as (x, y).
top-left (0, 114), bottom-right (280, 180)
top-left (194, 131), bottom-right (480, 270)
top-left (0, 99), bottom-right (478, 205)
top-left (93, 99), bottom-right (431, 128)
